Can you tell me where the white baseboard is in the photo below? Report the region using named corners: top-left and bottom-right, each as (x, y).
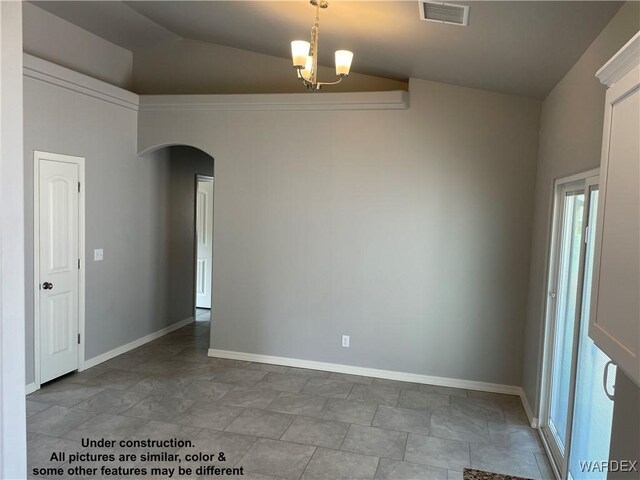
top-left (519, 389), bottom-right (539, 428)
top-left (81, 317), bottom-right (194, 370)
top-left (25, 383), bottom-right (38, 395)
top-left (207, 348), bottom-right (522, 396)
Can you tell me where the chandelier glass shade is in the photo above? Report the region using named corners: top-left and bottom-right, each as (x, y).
top-left (290, 0), bottom-right (353, 91)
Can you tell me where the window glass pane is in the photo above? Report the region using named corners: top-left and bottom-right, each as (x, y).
top-left (569, 188), bottom-right (616, 480)
top-left (549, 191), bottom-right (584, 454)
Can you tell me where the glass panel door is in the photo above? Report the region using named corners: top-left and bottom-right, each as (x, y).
top-left (546, 186), bottom-right (585, 462)
top-left (541, 174), bottom-right (616, 480)
top-left (568, 186), bottom-right (616, 480)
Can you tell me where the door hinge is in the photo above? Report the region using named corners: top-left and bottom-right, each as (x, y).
top-left (584, 225), bottom-right (589, 244)
top-left (78, 181), bottom-right (81, 193)
top-left (78, 334), bottom-right (81, 344)
top-left (78, 258), bottom-right (81, 269)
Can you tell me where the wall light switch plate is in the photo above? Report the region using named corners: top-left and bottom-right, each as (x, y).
top-left (94, 249), bottom-right (104, 261)
top-left (342, 335), bottom-right (350, 348)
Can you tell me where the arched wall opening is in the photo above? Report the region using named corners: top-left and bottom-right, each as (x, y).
top-left (139, 144), bottom-right (215, 331)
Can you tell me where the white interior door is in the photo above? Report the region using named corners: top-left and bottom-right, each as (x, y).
top-left (196, 178), bottom-right (214, 309)
top-left (38, 157), bottom-right (80, 383)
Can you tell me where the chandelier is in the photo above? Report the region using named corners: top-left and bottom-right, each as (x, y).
top-left (290, 0), bottom-right (354, 91)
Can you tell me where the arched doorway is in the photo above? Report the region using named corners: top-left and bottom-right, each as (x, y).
top-left (140, 144), bottom-right (215, 328)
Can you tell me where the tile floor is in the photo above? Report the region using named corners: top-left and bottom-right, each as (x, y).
top-left (26, 314), bottom-right (553, 480)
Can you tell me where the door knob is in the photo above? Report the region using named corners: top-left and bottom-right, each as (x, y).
top-left (42, 282), bottom-right (53, 290)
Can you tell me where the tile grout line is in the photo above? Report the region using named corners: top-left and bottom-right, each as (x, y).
top-left (336, 423), bottom-right (352, 451)
top-left (296, 446), bottom-right (318, 480)
top-left (370, 403), bottom-right (381, 427)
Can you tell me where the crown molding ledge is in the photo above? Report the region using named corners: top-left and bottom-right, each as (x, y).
top-left (139, 90), bottom-right (409, 112)
top-left (23, 53), bottom-right (139, 111)
top-left (596, 31), bottom-right (640, 87)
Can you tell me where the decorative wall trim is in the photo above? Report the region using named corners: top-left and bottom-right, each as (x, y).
top-left (519, 390), bottom-right (539, 428)
top-left (596, 31), bottom-right (640, 87)
top-left (25, 383), bottom-right (38, 396)
top-left (139, 90), bottom-right (409, 112)
top-left (22, 53), bottom-right (408, 113)
top-left (81, 317), bottom-right (194, 370)
top-left (207, 348), bottom-right (522, 395)
top-left (23, 53), bottom-right (139, 111)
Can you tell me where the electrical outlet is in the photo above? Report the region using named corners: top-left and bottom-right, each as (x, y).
top-left (342, 335), bottom-right (350, 348)
top-left (94, 249), bottom-right (104, 261)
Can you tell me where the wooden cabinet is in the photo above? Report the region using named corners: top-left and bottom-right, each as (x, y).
top-left (590, 32), bottom-right (640, 386)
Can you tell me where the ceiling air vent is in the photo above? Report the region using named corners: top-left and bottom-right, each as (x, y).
top-left (419, 1), bottom-right (469, 26)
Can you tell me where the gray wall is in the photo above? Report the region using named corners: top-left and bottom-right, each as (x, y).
top-left (22, 3), bottom-right (133, 89)
top-left (167, 146), bottom-right (215, 323)
top-left (23, 73), bottom-right (176, 384)
top-left (521, 1), bottom-right (639, 410)
top-left (138, 78), bottom-right (541, 387)
top-left (23, 70), bottom-right (217, 385)
top-left (132, 38), bottom-right (407, 95)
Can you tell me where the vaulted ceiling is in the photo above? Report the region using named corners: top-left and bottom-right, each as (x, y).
top-left (32, 1), bottom-right (623, 98)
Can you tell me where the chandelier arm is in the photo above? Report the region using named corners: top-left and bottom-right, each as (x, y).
top-left (296, 75), bottom-right (313, 90)
top-left (316, 76), bottom-right (344, 87)
top-left (296, 68), bottom-right (314, 89)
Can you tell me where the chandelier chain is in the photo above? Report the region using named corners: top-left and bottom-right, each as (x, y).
top-left (309, 2), bottom-right (321, 83)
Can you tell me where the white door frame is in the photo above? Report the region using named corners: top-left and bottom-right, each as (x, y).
top-left (193, 175), bottom-right (214, 319)
top-left (1, 2), bottom-right (27, 477)
top-left (33, 151), bottom-right (86, 389)
top-left (538, 167), bottom-right (599, 479)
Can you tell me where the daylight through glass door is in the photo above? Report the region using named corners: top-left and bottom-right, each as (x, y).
top-left (541, 174), bottom-right (616, 480)
top-left (567, 185), bottom-right (616, 480)
top-left (547, 186), bottom-right (584, 460)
